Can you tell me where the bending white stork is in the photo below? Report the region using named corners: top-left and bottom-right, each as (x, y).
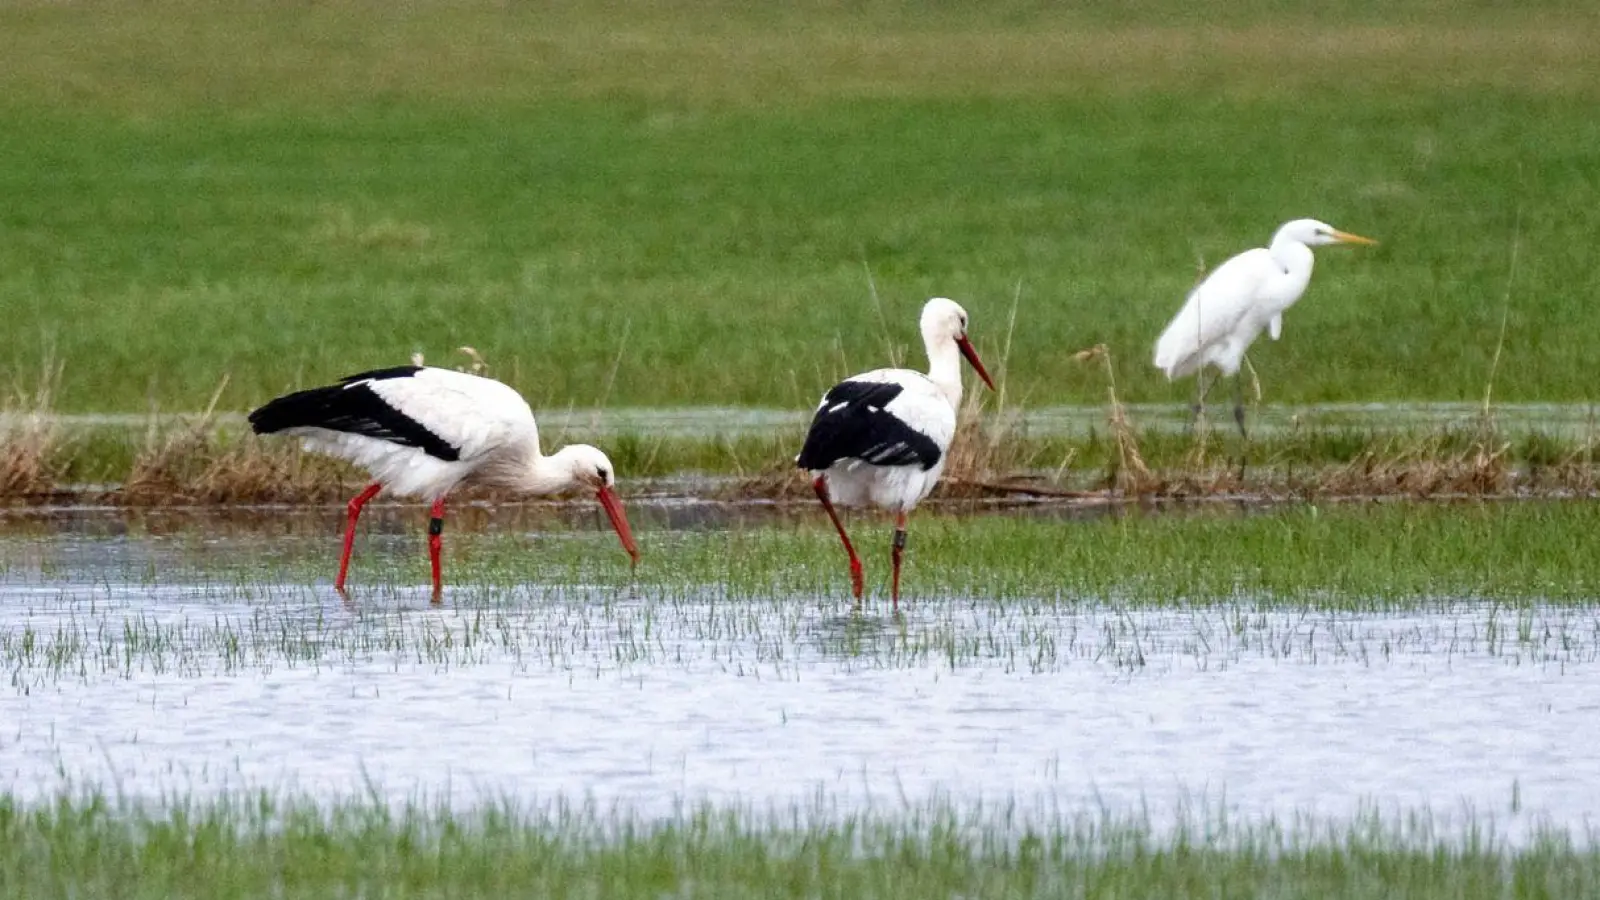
top-left (1152, 218), bottom-right (1377, 434)
top-left (795, 297), bottom-right (995, 608)
top-left (248, 366), bottom-right (638, 600)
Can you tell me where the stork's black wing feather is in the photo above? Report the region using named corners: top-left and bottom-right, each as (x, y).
top-left (337, 365), bottom-right (426, 385)
top-left (795, 380), bottom-right (942, 472)
top-left (248, 367), bottom-right (461, 462)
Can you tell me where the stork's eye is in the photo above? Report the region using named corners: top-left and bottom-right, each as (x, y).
top-left (597, 467), bottom-right (610, 482)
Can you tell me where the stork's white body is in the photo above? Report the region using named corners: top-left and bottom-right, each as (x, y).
top-left (795, 297), bottom-right (994, 606)
top-left (809, 367), bottom-right (957, 513)
top-left (281, 368), bottom-right (551, 501)
top-left (249, 365), bottom-right (637, 598)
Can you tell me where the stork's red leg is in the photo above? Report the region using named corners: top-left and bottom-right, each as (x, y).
top-left (812, 476), bottom-right (863, 600)
top-left (336, 482), bottom-right (383, 593)
top-left (890, 511), bottom-right (908, 610)
top-left (427, 498), bottom-right (446, 602)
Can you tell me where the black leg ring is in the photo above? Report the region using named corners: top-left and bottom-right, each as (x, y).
top-left (892, 529), bottom-right (907, 551)
top-left (428, 517), bottom-right (444, 536)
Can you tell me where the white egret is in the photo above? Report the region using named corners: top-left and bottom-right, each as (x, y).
top-left (1152, 218), bottom-right (1377, 434)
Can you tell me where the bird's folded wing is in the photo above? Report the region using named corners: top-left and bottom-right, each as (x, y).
top-left (796, 380), bottom-right (947, 471)
top-left (1153, 250), bottom-right (1271, 371)
top-left (362, 369), bottom-right (539, 461)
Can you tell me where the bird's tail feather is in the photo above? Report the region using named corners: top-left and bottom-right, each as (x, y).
top-left (247, 385), bottom-right (346, 435)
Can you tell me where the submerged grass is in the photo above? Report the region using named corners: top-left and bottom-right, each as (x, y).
top-left (8, 500), bottom-right (1600, 688)
top-left (8, 498), bottom-right (1600, 608)
top-left (0, 790), bottom-right (1596, 900)
top-left (6, 558), bottom-right (1598, 689)
top-left (591, 499), bottom-right (1600, 605)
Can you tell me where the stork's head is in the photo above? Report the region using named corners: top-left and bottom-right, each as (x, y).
top-left (1275, 219), bottom-right (1379, 248)
top-left (920, 297), bottom-right (996, 391)
top-left (549, 444), bottom-right (639, 566)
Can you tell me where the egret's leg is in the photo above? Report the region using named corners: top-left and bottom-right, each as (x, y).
top-left (1231, 373), bottom-right (1248, 439)
top-left (1190, 370), bottom-right (1210, 428)
top-left (427, 498), bottom-right (446, 602)
top-left (812, 476), bottom-right (864, 600)
top-left (890, 511), bottom-right (909, 610)
top-left (1230, 373), bottom-right (1253, 481)
top-left (335, 482), bottom-right (383, 593)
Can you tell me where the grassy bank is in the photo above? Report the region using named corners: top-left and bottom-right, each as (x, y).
top-left (2, 1), bottom-right (1598, 412)
top-left (0, 791), bottom-right (1594, 899)
top-left (4, 352), bottom-right (1596, 502)
top-left (3, 412), bottom-right (1594, 505)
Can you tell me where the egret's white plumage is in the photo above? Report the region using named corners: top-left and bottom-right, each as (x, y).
top-left (250, 366), bottom-right (638, 599)
top-left (796, 297), bottom-right (995, 607)
top-left (1152, 218), bottom-right (1376, 429)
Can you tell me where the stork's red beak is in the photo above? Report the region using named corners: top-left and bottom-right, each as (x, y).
top-left (956, 336), bottom-right (996, 391)
top-left (596, 485), bottom-right (639, 567)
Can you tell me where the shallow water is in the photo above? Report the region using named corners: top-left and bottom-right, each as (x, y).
top-left (2, 512), bottom-right (1598, 840)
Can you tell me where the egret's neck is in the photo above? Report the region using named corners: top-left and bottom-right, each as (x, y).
top-left (925, 334), bottom-right (963, 409)
top-left (1265, 235), bottom-right (1316, 310)
top-left (1268, 234), bottom-right (1316, 278)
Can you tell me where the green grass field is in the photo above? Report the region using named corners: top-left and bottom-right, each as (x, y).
top-left (4, 791), bottom-right (1596, 900)
top-left (3, 1), bottom-right (1599, 415)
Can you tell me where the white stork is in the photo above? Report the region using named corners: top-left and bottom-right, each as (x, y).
top-left (1153, 218), bottom-right (1377, 434)
top-left (249, 366), bottom-right (639, 600)
top-left (795, 297), bottom-right (995, 608)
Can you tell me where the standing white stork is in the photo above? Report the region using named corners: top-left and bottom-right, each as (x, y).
top-left (248, 366), bottom-right (639, 600)
top-left (1153, 218), bottom-right (1377, 435)
top-left (795, 297), bottom-right (995, 608)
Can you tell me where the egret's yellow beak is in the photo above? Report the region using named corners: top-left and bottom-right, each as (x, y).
top-left (1333, 230), bottom-right (1379, 246)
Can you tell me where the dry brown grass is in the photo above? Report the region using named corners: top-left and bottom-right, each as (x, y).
top-left (119, 378), bottom-right (360, 506)
top-left (1, 363), bottom-right (1596, 507)
top-left (121, 433), bottom-right (362, 506)
top-left (1072, 345), bottom-right (1159, 496)
top-left (3, 414), bottom-right (1596, 508)
top-left (0, 356), bottom-right (70, 502)
top-left (1303, 433), bottom-right (1510, 498)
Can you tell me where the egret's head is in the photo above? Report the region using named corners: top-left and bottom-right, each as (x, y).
top-left (920, 297), bottom-right (996, 391)
top-left (551, 444), bottom-right (638, 565)
top-left (1277, 218), bottom-right (1379, 248)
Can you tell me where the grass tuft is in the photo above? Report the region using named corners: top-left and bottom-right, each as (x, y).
top-left (121, 379), bottom-right (358, 505)
top-left (0, 355), bottom-right (70, 502)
